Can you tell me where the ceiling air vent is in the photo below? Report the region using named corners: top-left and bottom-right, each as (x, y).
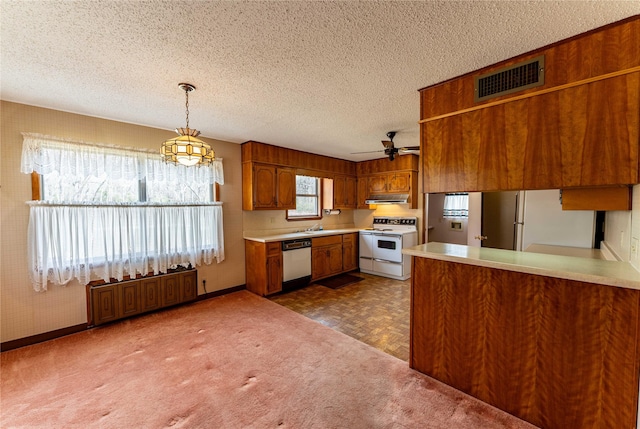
top-left (474, 55), bottom-right (545, 102)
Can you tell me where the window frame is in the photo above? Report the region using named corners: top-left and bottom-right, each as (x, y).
top-left (286, 174), bottom-right (322, 221)
top-left (31, 172), bottom-right (220, 202)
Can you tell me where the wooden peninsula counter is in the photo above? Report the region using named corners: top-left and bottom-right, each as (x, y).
top-left (403, 242), bottom-right (640, 429)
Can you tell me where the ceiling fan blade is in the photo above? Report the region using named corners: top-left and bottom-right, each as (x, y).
top-left (350, 149), bottom-right (385, 154)
top-left (398, 146), bottom-right (421, 151)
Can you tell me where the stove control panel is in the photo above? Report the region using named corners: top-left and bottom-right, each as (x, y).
top-left (372, 217), bottom-right (417, 226)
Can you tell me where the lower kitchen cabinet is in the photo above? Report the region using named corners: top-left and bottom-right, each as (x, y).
top-left (342, 233), bottom-right (358, 272)
top-left (90, 270), bottom-right (197, 326)
top-left (311, 234), bottom-right (358, 281)
top-left (245, 240), bottom-right (283, 296)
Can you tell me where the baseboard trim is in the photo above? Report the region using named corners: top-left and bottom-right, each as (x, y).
top-left (197, 284), bottom-right (246, 301)
top-left (1, 323), bottom-right (88, 352)
top-left (1, 284), bottom-right (246, 353)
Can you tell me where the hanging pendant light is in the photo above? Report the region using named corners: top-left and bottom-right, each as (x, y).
top-left (161, 83), bottom-right (214, 166)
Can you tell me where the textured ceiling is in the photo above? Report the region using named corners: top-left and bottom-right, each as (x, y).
top-left (2, 1), bottom-right (639, 161)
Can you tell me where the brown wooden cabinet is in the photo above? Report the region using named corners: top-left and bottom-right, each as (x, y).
top-left (90, 270), bottom-right (197, 326)
top-left (422, 72), bottom-right (640, 192)
top-left (245, 240), bottom-right (283, 296)
top-left (356, 155), bottom-right (419, 209)
top-left (419, 17), bottom-right (640, 194)
top-left (333, 175), bottom-right (357, 209)
top-left (311, 234), bottom-right (358, 281)
top-left (242, 163), bottom-right (296, 210)
top-left (411, 256), bottom-right (640, 429)
top-left (311, 235), bottom-right (343, 280)
top-left (342, 233), bottom-right (358, 272)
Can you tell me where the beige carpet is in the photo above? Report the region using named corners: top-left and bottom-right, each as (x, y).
top-left (1, 291), bottom-right (537, 428)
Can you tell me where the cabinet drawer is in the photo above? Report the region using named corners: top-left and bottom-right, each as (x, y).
top-left (342, 233), bottom-right (357, 243)
top-left (267, 242), bottom-right (281, 255)
top-left (312, 235), bottom-right (342, 247)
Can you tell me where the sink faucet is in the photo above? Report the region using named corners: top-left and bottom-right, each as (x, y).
top-left (306, 224), bottom-right (319, 231)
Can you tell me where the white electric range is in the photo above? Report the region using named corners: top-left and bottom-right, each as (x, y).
top-left (359, 216), bottom-right (417, 280)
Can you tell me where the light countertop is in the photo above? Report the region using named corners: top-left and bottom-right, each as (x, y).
top-left (403, 242), bottom-right (640, 290)
top-left (244, 228), bottom-right (361, 243)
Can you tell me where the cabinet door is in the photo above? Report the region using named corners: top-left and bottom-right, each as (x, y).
top-left (333, 175), bottom-right (346, 209)
top-left (92, 285), bottom-right (119, 326)
top-left (181, 271), bottom-right (198, 301)
top-left (162, 274), bottom-right (181, 307)
top-left (342, 234), bottom-right (358, 271)
top-left (266, 242), bottom-right (283, 295)
top-left (277, 167), bottom-right (296, 209)
top-left (328, 244), bottom-right (344, 275)
top-left (357, 177), bottom-right (371, 209)
top-left (387, 172), bottom-right (411, 193)
top-left (311, 247), bottom-right (329, 280)
top-left (344, 176), bottom-right (357, 208)
top-left (253, 164), bottom-right (277, 208)
top-left (120, 281), bottom-right (142, 318)
top-left (141, 277), bottom-right (162, 312)
top-left (333, 175), bottom-right (357, 209)
top-left (368, 175), bottom-right (387, 194)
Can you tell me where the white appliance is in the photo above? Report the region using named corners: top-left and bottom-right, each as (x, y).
top-left (281, 238), bottom-right (312, 291)
top-left (359, 216), bottom-right (417, 280)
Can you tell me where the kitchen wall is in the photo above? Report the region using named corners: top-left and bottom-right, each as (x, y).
top-left (243, 209), bottom-right (357, 237)
top-left (426, 193), bottom-right (468, 245)
top-left (604, 184), bottom-right (640, 269)
top-left (521, 190), bottom-right (595, 250)
top-left (0, 101), bottom-right (245, 343)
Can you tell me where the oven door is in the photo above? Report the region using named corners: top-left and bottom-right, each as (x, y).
top-left (372, 234), bottom-right (402, 263)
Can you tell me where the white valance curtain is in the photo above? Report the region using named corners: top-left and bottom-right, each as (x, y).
top-left (21, 133), bottom-right (225, 291)
top-left (443, 193), bottom-right (469, 218)
top-left (20, 133), bottom-right (224, 185)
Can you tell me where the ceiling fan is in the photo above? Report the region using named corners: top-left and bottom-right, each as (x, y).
top-left (352, 131), bottom-right (420, 161)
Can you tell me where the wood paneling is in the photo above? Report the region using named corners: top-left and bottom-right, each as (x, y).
top-left (411, 257), bottom-right (640, 429)
top-left (355, 154), bottom-right (419, 175)
top-left (242, 141), bottom-right (356, 175)
top-left (561, 186), bottom-right (632, 210)
top-left (90, 270), bottom-right (197, 326)
top-left (422, 72), bottom-right (640, 192)
top-left (420, 16), bottom-right (640, 119)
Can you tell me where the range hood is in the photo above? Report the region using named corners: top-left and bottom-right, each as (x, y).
top-left (364, 193), bottom-right (409, 204)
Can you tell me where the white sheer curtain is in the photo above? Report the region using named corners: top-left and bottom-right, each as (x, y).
top-left (21, 133), bottom-right (226, 291)
top-left (27, 203), bottom-right (224, 292)
top-left (443, 193), bottom-right (469, 218)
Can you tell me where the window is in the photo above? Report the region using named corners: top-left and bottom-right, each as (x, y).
top-left (287, 175), bottom-right (321, 219)
top-left (21, 133), bottom-right (225, 291)
top-left (443, 193), bottom-right (469, 218)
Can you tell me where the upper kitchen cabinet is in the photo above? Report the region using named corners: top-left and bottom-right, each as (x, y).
top-left (420, 16), bottom-right (640, 194)
top-left (357, 155), bottom-right (420, 209)
top-left (333, 174), bottom-right (357, 209)
top-left (242, 141), bottom-right (356, 211)
top-left (242, 163), bottom-right (296, 210)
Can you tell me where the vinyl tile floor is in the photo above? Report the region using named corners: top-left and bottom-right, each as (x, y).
top-left (269, 272), bottom-right (410, 361)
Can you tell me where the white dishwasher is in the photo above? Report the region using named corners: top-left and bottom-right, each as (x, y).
top-left (281, 238), bottom-right (312, 291)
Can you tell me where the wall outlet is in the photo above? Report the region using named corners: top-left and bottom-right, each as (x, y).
top-left (631, 237), bottom-right (639, 263)
top-left (270, 217), bottom-right (275, 224)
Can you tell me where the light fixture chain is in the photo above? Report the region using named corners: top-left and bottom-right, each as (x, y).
top-left (185, 89), bottom-right (190, 129)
